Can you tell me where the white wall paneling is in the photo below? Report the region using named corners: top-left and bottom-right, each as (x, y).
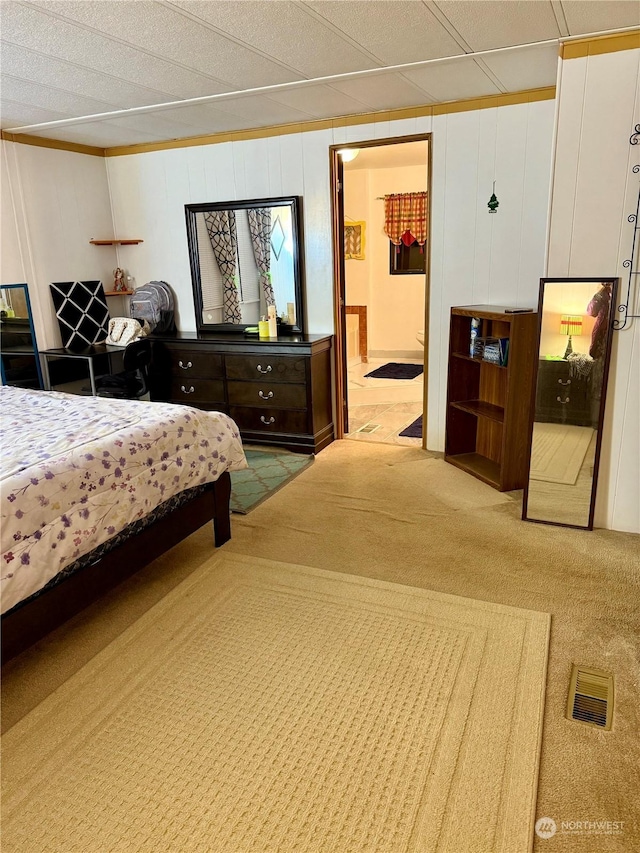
top-left (547, 47), bottom-right (640, 533)
top-left (1, 142), bottom-right (115, 350)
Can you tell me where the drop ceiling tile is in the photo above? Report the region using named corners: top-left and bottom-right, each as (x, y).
top-left (0, 100), bottom-right (71, 128)
top-left (402, 58), bottom-right (502, 102)
top-left (561, 0), bottom-right (640, 35)
top-left (146, 104), bottom-right (264, 136)
top-left (0, 2), bottom-right (230, 99)
top-left (480, 43), bottom-right (559, 91)
top-left (434, 1), bottom-right (561, 51)
top-left (1, 75), bottom-right (121, 120)
top-left (31, 0), bottom-right (300, 89)
top-left (206, 95), bottom-right (315, 126)
top-left (330, 72), bottom-right (437, 110)
top-left (305, 0), bottom-right (467, 63)
top-left (171, 0), bottom-right (378, 77)
top-left (35, 122), bottom-right (163, 147)
top-left (0, 42), bottom-right (176, 109)
top-left (266, 85), bottom-right (372, 118)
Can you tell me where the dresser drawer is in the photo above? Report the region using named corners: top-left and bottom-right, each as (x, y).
top-left (230, 406), bottom-right (308, 435)
top-left (227, 380), bottom-right (307, 409)
top-left (225, 354), bottom-right (306, 383)
top-left (167, 348), bottom-right (223, 379)
top-left (170, 377), bottom-right (225, 404)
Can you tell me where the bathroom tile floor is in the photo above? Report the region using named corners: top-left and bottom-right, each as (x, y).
top-left (346, 358), bottom-right (424, 446)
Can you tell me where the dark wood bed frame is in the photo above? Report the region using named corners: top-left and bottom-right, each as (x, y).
top-left (1, 472), bottom-right (231, 664)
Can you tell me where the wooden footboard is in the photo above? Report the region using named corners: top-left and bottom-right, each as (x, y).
top-left (1, 472), bottom-right (232, 664)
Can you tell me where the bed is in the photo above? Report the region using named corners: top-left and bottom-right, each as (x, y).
top-left (1, 386), bottom-right (247, 661)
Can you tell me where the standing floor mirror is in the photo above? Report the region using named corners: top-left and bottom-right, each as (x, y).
top-left (522, 277), bottom-right (619, 529)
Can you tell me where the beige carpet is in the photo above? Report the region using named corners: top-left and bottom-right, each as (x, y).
top-left (529, 423), bottom-right (594, 485)
top-left (2, 553), bottom-right (550, 853)
top-left (2, 442), bottom-right (639, 852)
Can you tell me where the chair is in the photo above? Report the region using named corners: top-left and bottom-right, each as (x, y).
top-left (95, 338), bottom-right (152, 400)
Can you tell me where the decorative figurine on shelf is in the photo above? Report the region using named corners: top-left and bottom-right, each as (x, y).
top-left (113, 267), bottom-right (127, 292)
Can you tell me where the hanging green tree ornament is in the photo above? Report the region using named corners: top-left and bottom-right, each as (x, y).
top-left (488, 181), bottom-right (499, 213)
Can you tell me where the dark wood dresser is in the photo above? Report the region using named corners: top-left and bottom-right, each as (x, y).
top-left (535, 359), bottom-right (591, 426)
top-left (150, 333), bottom-right (334, 454)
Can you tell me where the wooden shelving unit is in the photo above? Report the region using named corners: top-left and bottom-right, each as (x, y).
top-left (89, 239), bottom-right (143, 245)
top-left (444, 305), bottom-right (538, 491)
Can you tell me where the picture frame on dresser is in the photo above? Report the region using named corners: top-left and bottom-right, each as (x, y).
top-left (522, 277), bottom-right (619, 530)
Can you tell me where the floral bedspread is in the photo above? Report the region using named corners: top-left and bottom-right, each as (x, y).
top-left (1, 386), bottom-right (247, 614)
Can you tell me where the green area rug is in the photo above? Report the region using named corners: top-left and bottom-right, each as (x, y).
top-left (230, 448), bottom-right (314, 514)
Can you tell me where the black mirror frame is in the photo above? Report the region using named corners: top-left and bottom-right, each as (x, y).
top-left (522, 276), bottom-right (619, 530)
top-left (185, 195), bottom-right (305, 335)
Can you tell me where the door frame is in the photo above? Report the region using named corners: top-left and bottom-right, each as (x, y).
top-left (329, 133), bottom-right (433, 446)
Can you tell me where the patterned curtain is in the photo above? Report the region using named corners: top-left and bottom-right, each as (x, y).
top-left (383, 192), bottom-right (428, 251)
top-left (203, 211), bottom-right (242, 323)
top-left (247, 208), bottom-right (275, 307)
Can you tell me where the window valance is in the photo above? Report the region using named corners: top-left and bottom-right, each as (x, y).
top-left (383, 192), bottom-right (428, 248)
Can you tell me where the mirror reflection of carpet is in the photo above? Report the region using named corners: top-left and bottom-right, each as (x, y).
top-left (529, 423), bottom-right (594, 485)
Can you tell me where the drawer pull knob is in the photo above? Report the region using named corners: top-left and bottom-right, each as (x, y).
top-left (178, 360), bottom-right (193, 370)
top-left (260, 415), bottom-right (276, 425)
top-left (256, 364), bottom-right (272, 374)
top-left (556, 396), bottom-right (570, 404)
top-left (258, 390), bottom-right (274, 399)
top-left (180, 385), bottom-right (195, 394)
top-left (557, 378), bottom-right (571, 386)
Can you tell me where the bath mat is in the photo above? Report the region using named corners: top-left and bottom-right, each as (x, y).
top-left (230, 447), bottom-right (313, 513)
top-left (399, 414), bottom-right (423, 438)
top-left (1, 553), bottom-right (550, 853)
top-left (364, 362), bottom-right (423, 380)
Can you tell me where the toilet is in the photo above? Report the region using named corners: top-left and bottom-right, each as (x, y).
top-left (416, 330), bottom-right (425, 347)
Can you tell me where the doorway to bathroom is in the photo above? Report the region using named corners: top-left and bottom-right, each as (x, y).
top-left (330, 134), bottom-right (431, 448)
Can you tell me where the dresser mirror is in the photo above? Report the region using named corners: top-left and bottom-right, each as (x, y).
top-left (185, 196), bottom-right (305, 334)
top-left (522, 277), bottom-right (619, 529)
top-left (0, 282), bottom-right (43, 390)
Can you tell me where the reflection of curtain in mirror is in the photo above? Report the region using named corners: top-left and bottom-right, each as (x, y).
top-left (247, 208), bottom-right (275, 308)
top-left (203, 211), bottom-right (242, 323)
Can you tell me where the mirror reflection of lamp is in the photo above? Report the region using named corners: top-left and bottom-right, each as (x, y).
top-left (560, 314), bottom-right (583, 358)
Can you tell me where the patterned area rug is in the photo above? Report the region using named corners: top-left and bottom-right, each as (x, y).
top-left (364, 362), bottom-right (423, 380)
top-left (1, 554), bottom-right (550, 853)
top-left (230, 447), bottom-right (314, 513)
top-left (529, 422), bottom-right (594, 485)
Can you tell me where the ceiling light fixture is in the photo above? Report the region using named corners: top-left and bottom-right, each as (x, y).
top-left (338, 148), bottom-right (360, 163)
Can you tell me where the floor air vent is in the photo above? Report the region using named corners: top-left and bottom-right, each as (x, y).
top-left (357, 424), bottom-right (381, 434)
top-left (567, 665), bottom-right (614, 730)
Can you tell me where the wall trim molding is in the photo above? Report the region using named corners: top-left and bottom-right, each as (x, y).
top-left (2, 87), bottom-right (556, 159)
top-left (0, 131), bottom-right (105, 157)
top-left (561, 30), bottom-right (640, 60)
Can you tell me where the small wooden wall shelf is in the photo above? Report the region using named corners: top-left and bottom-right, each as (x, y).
top-left (90, 239), bottom-right (143, 245)
top-left (444, 305), bottom-right (538, 491)
top-left (104, 290), bottom-right (134, 297)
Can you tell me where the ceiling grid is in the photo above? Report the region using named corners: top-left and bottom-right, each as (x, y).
top-left (0, 1), bottom-right (637, 149)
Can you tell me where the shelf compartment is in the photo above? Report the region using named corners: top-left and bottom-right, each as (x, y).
top-left (452, 351), bottom-right (508, 369)
top-left (444, 452), bottom-right (501, 489)
top-left (451, 399), bottom-right (505, 423)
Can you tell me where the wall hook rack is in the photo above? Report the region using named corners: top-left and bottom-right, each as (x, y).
top-left (614, 161), bottom-right (640, 331)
